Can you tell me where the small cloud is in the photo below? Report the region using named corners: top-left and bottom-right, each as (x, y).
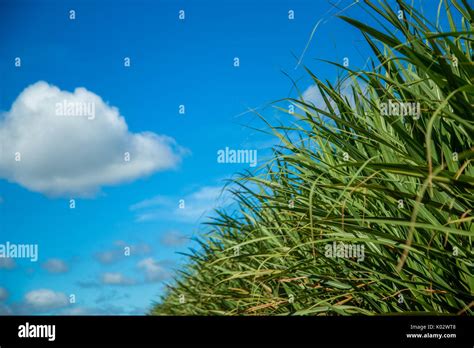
top-left (0, 258), bottom-right (16, 270)
top-left (101, 272), bottom-right (136, 286)
top-left (24, 289), bottom-right (69, 311)
top-left (95, 242), bottom-right (151, 264)
top-left (131, 185), bottom-right (231, 223)
top-left (114, 240), bottom-right (152, 254)
top-left (0, 287), bottom-right (8, 301)
top-left (301, 79), bottom-right (363, 111)
top-left (60, 304), bottom-right (138, 315)
top-left (302, 84), bottom-right (323, 107)
top-left (95, 290), bottom-right (130, 304)
top-left (129, 196), bottom-right (173, 211)
top-left (58, 307), bottom-right (93, 315)
top-left (42, 258), bottom-right (68, 273)
top-left (137, 258), bottom-right (170, 283)
top-left (95, 250), bottom-right (119, 265)
top-left (160, 230), bottom-right (190, 247)
top-left (0, 303), bottom-right (13, 315)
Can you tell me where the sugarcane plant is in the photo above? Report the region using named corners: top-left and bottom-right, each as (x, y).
top-left (151, 0), bottom-right (474, 315)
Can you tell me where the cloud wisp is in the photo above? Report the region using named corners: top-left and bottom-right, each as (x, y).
top-left (130, 185), bottom-right (232, 223)
top-left (137, 258), bottom-right (171, 283)
top-left (42, 259), bottom-right (69, 273)
top-left (24, 289), bottom-right (70, 312)
top-left (95, 241), bottom-right (152, 265)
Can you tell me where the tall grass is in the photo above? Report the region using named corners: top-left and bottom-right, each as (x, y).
top-left (151, 0), bottom-right (473, 315)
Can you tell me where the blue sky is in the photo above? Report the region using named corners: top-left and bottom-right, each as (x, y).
top-left (0, 0), bottom-right (443, 315)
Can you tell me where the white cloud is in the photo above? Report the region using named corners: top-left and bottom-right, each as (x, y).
top-left (0, 287), bottom-right (8, 301)
top-left (301, 79), bottom-right (360, 111)
top-left (114, 241), bottom-right (152, 254)
top-left (131, 185), bottom-right (232, 223)
top-left (59, 304), bottom-right (142, 315)
top-left (160, 230), bottom-right (190, 247)
top-left (302, 84), bottom-right (325, 108)
top-left (42, 258), bottom-right (68, 273)
top-left (24, 289), bottom-right (69, 310)
top-left (59, 307), bottom-right (93, 315)
top-left (0, 257), bottom-right (16, 270)
top-left (101, 272), bottom-right (136, 286)
top-left (95, 242), bottom-right (151, 264)
top-left (129, 195), bottom-right (172, 211)
top-left (95, 290), bottom-right (130, 304)
top-left (0, 81), bottom-right (186, 197)
top-left (137, 258), bottom-right (170, 282)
